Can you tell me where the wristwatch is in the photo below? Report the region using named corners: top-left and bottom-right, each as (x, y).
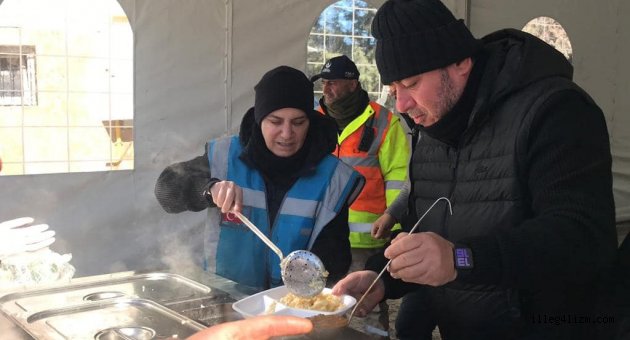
top-left (203, 180), bottom-right (220, 203)
top-left (202, 184), bottom-right (215, 204)
top-left (453, 246), bottom-right (474, 269)
top-left (202, 188), bottom-right (212, 203)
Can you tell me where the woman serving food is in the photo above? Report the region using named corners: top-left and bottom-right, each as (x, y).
top-left (155, 66), bottom-right (364, 290)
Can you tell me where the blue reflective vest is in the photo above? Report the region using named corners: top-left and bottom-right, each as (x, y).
top-left (204, 136), bottom-right (362, 290)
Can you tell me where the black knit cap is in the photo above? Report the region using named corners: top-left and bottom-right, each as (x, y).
top-left (371, 0), bottom-right (481, 84)
top-left (254, 66), bottom-right (315, 124)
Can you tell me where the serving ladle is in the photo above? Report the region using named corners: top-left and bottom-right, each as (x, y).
top-left (228, 211), bottom-right (327, 297)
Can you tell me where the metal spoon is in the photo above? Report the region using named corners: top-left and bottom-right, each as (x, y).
top-left (347, 197), bottom-right (453, 323)
top-left (229, 211), bottom-right (327, 297)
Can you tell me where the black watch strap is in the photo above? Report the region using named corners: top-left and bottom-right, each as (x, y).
top-left (453, 246), bottom-right (474, 269)
top-left (202, 188), bottom-right (212, 203)
top-left (203, 179), bottom-right (220, 203)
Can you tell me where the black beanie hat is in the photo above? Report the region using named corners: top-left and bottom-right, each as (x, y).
top-left (371, 0), bottom-right (481, 84)
top-left (254, 66), bottom-right (315, 124)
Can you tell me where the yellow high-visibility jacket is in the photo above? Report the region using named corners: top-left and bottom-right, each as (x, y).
top-left (320, 101), bottom-right (410, 248)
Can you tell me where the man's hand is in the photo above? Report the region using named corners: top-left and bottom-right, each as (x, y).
top-left (331, 271), bottom-right (385, 317)
top-left (0, 217), bottom-right (56, 258)
top-left (371, 213), bottom-right (395, 239)
top-left (385, 231), bottom-right (457, 286)
top-left (209, 181), bottom-right (243, 213)
top-left (186, 315), bottom-right (313, 340)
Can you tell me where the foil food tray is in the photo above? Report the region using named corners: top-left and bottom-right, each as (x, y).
top-left (24, 298), bottom-right (205, 340)
top-left (164, 295), bottom-right (241, 327)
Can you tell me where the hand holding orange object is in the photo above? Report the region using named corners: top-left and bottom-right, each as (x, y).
top-left (186, 315), bottom-right (313, 340)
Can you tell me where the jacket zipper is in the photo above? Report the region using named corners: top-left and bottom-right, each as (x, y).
top-left (443, 147), bottom-right (460, 239)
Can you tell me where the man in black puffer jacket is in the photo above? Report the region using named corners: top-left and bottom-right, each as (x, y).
top-left (332, 0), bottom-right (617, 339)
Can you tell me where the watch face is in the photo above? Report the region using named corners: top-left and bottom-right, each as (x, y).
top-left (203, 189), bottom-right (212, 201)
top-left (454, 247), bottom-right (474, 269)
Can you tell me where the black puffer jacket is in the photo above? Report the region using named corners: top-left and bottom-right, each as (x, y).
top-left (368, 29), bottom-right (617, 339)
top-left (155, 108), bottom-right (354, 284)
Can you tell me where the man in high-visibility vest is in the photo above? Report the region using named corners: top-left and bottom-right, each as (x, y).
top-left (312, 55), bottom-right (410, 334)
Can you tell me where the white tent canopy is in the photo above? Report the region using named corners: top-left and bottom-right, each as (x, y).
top-left (0, 0), bottom-right (628, 276)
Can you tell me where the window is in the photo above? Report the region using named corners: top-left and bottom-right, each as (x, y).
top-left (307, 0), bottom-right (384, 101)
top-left (0, 45), bottom-right (37, 106)
top-left (522, 16), bottom-right (573, 63)
top-left (0, 0), bottom-right (133, 176)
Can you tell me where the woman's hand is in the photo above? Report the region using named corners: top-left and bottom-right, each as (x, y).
top-left (209, 181), bottom-right (243, 213)
top-left (186, 315), bottom-right (313, 340)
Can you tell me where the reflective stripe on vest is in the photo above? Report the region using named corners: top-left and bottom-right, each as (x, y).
top-left (240, 186), bottom-right (319, 215)
top-left (205, 135), bottom-right (360, 289)
top-left (386, 180), bottom-right (405, 190)
top-left (349, 222), bottom-right (374, 233)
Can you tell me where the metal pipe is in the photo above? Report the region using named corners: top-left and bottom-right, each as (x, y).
top-left (465, 0), bottom-right (471, 27)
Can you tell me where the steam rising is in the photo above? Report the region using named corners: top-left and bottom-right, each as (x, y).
top-left (158, 218), bottom-right (205, 278)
